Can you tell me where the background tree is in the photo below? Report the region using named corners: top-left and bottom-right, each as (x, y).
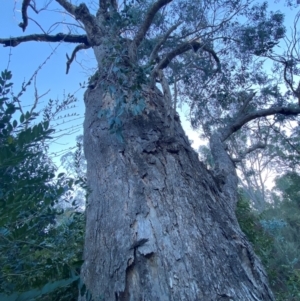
top-left (260, 171), bottom-right (300, 301)
top-left (60, 135), bottom-right (87, 209)
top-left (1, 1), bottom-right (300, 300)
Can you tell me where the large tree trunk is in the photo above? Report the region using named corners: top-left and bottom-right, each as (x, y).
top-left (81, 72), bottom-right (274, 300)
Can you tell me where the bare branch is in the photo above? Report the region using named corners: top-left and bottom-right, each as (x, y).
top-left (19, 0), bottom-right (31, 32)
top-left (133, 0), bottom-right (173, 49)
top-left (66, 44), bottom-right (91, 74)
top-left (0, 33), bottom-right (89, 47)
top-left (13, 42), bottom-right (63, 115)
top-left (28, 17), bottom-right (48, 35)
top-left (47, 21), bottom-right (84, 34)
top-left (232, 142), bottom-right (266, 163)
top-left (221, 106), bottom-right (300, 141)
top-left (30, 76), bottom-right (50, 117)
top-left (149, 21), bottom-right (182, 62)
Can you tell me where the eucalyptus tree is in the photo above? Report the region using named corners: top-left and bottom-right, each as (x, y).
top-left (194, 9), bottom-right (300, 211)
top-left (1, 0), bottom-right (300, 300)
top-left (223, 115), bottom-right (300, 212)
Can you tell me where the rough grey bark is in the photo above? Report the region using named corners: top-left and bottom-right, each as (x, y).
top-left (81, 70), bottom-right (274, 300)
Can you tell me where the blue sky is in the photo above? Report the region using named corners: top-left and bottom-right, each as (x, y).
top-left (0, 0), bottom-right (298, 167)
top-left (0, 1), bottom-right (95, 162)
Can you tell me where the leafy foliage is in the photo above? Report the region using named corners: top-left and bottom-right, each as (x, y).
top-left (236, 191), bottom-right (273, 267)
top-left (261, 172), bottom-right (300, 301)
top-left (237, 172), bottom-right (300, 301)
top-left (0, 70), bottom-right (83, 300)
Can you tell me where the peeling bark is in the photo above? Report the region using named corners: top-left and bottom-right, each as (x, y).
top-left (80, 77), bottom-right (274, 300)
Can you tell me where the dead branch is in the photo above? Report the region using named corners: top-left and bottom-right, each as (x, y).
top-left (19, 0), bottom-right (31, 32)
top-left (25, 76), bottom-right (51, 129)
top-left (0, 33), bottom-right (89, 47)
top-left (66, 43), bottom-right (91, 74)
top-left (13, 42), bottom-right (62, 116)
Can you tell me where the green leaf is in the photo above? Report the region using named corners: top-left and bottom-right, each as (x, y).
top-left (43, 120), bottom-right (49, 130)
top-left (19, 114), bottom-right (24, 123)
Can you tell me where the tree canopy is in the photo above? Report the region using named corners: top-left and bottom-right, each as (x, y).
top-left (1, 0), bottom-right (299, 162)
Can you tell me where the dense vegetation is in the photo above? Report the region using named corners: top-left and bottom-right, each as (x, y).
top-left (0, 70), bottom-right (84, 300)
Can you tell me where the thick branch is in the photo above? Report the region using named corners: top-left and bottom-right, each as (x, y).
top-left (56, 1), bottom-right (102, 45)
top-left (19, 0), bottom-right (31, 32)
top-left (74, 3), bottom-right (103, 45)
top-left (66, 43), bottom-right (91, 74)
top-left (159, 40), bottom-right (220, 70)
top-left (55, 0), bottom-right (76, 15)
top-left (156, 41), bottom-right (192, 69)
top-left (133, 0), bottom-right (173, 49)
top-left (221, 106), bottom-right (300, 141)
top-left (0, 33), bottom-right (89, 47)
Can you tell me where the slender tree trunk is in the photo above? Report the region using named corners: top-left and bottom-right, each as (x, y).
top-left (81, 68), bottom-right (274, 300)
